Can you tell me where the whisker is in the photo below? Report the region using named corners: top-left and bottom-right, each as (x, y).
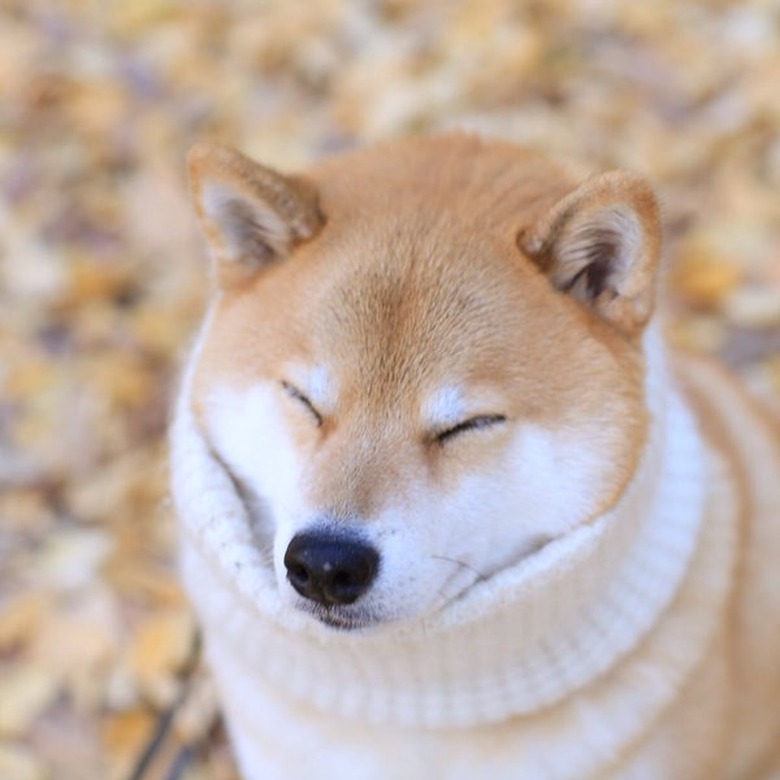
top-left (256, 552), bottom-right (274, 568)
top-left (430, 554), bottom-right (489, 584)
top-left (251, 541), bottom-right (276, 567)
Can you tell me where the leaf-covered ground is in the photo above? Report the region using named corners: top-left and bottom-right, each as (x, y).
top-left (1, 2), bottom-right (779, 778)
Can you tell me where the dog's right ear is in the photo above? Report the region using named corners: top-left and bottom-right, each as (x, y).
top-left (519, 172), bottom-right (661, 338)
top-left (187, 143), bottom-right (324, 287)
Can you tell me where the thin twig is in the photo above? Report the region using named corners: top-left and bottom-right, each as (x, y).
top-left (126, 631), bottom-right (203, 780)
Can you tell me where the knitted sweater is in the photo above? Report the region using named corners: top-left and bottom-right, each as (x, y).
top-left (171, 332), bottom-right (737, 779)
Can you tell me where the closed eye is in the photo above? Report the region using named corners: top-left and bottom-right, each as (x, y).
top-left (281, 381), bottom-right (323, 426)
top-left (435, 414), bottom-right (507, 444)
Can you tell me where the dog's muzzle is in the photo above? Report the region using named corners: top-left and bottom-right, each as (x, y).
top-left (284, 531), bottom-right (380, 606)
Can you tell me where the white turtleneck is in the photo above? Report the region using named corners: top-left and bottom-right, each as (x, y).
top-left (171, 325), bottom-right (737, 778)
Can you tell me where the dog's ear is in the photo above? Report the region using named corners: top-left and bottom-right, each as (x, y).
top-left (519, 172), bottom-right (661, 336)
top-left (187, 143), bottom-right (324, 287)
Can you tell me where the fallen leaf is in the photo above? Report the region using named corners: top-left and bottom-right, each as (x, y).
top-left (0, 662), bottom-right (59, 737)
top-left (31, 529), bottom-right (113, 592)
top-left (671, 250), bottom-right (743, 310)
top-left (0, 592), bottom-right (49, 653)
top-left (129, 608), bottom-right (195, 706)
top-left (102, 707), bottom-right (155, 780)
top-left (0, 744), bottom-right (46, 780)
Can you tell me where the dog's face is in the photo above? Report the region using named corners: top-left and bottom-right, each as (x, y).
top-left (188, 136), bottom-right (661, 630)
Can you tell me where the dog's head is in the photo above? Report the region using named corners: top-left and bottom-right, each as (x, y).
top-left (186, 136), bottom-right (661, 630)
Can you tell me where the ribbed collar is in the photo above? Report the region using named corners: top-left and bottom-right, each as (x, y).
top-left (172, 329), bottom-right (709, 729)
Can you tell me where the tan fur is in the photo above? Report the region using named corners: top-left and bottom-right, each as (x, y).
top-left (190, 135), bottom-right (648, 520)
top-left (185, 133), bottom-right (780, 777)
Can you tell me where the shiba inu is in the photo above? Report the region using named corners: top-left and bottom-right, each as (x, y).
top-left (171, 134), bottom-right (780, 779)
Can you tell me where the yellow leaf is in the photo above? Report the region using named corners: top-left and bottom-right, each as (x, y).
top-left (132, 306), bottom-right (190, 358)
top-left (723, 286), bottom-right (780, 328)
top-left (671, 250), bottom-right (743, 309)
top-left (0, 744), bottom-right (45, 780)
top-left (68, 254), bottom-right (131, 303)
top-left (4, 358), bottom-right (53, 398)
top-left (665, 316), bottom-right (727, 354)
top-left (102, 708), bottom-right (155, 780)
top-left (31, 589), bottom-right (120, 709)
top-left (129, 609), bottom-right (195, 704)
top-left (33, 529), bottom-right (113, 591)
top-left (0, 663), bottom-right (59, 737)
top-left (66, 81), bottom-right (128, 139)
top-left (104, 559), bottom-right (187, 607)
top-left (0, 592), bottom-right (48, 652)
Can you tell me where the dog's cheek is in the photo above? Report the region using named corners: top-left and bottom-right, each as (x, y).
top-left (203, 383), bottom-right (308, 532)
top-left (504, 424), bottom-right (608, 534)
top-left (350, 507), bottom-right (437, 620)
top-left (416, 424), bottom-right (617, 584)
top-left (360, 488), bottom-right (485, 620)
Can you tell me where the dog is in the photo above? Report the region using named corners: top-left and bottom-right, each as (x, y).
top-left (171, 134), bottom-right (780, 779)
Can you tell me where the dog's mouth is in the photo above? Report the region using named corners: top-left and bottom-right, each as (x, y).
top-left (289, 533), bottom-right (561, 632)
top-left (298, 601), bottom-right (382, 632)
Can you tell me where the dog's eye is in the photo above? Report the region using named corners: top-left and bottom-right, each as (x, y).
top-left (281, 381), bottom-right (323, 426)
top-left (435, 414), bottom-right (507, 444)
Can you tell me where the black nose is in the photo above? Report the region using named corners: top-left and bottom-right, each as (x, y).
top-left (284, 532), bottom-right (380, 606)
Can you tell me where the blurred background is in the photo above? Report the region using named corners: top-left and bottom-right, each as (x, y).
top-left (1, 1), bottom-right (779, 778)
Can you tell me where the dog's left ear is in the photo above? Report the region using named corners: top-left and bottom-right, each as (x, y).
top-left (187, 142), bottom-right (324, 288)
top-left (519, 172), bottom-right (661, 336)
